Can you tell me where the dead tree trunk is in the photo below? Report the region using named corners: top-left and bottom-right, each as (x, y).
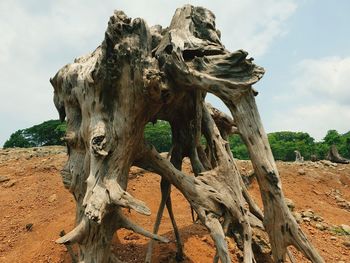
top-left (51, 5), bottom-right (324, 263)
top-left (327, 144), bottom-right (350, 164)
top-left (294, 150), bottom-right (304, 162)
top-left (51, 12), bottom-right (170, 263)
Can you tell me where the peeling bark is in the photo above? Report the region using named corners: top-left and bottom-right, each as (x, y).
top-left (51, 5), bottom-right (324, 263)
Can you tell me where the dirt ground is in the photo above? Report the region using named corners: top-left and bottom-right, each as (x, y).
top-left (0, 146), bottom-right (349, 263)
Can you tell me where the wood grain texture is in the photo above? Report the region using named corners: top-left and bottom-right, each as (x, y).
top-left (51, 5), bottom-right (324, 263)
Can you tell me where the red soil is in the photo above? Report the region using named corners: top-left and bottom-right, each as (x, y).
top-left (0, 147), bottom-right (349, 263)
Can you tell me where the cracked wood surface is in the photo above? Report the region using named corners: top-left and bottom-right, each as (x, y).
top-left (50, 5), bottom-right (324, 263)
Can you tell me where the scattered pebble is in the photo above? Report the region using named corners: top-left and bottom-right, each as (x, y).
top-left (48, 194), bottom-right (57, 203)
top-left (303, 217), bottom-right (311, 222)
top-left (123, 233), bottom-right (140, 241)
top-left (284, 198), bottom-right (295, 211)
top-left (315, 223), bottom-right (327, 231)
top-left (0, 175), bottom-right (10, 183)
top-left (313, 215), bottom-right (324, 222)
top-left (292, 211), bottom-right (302, 223)
top-left (2, 180), bottom-right (16, 188)
top-left (340, 224), bottom-right (350, 235)
top-left (298, 168), bottom-right (306, 175)
top-left (342, 241), bottom-right (350, 248)
top-left (301, 209), bottom-right (314, 218)
top-left (25, 223), bottom-right (33, 231)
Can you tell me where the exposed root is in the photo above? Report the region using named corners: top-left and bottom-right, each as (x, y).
top-left (145, 178), bottom-right (183, 262)
top-left (51, 4), bottom-right (324, 262)
top-left (119, 213), bottom-right (169, 243)
top-left (106, 180), bottom-right (151, 216)
top-left (83, 178), bottom-right (151, 223)
top-left (56, 217), bottom-right (88, 245)
top-left (59, 230), bottom-right (78, 263)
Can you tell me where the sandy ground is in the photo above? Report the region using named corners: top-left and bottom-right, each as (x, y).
top-left (0, 146), bottom-right (349, 263)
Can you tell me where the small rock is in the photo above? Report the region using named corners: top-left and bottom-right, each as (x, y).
top-left (48, 194), bottom-right (57, 203)
top-left (312, 189), bottom-right (321, 195)
top-left (303, 217), bottom-right (311, 222)
top-left (340, 224), bottom-right (350, 234)
top-left (0, 175), bottom-right (10, 183)
top-left (285, 198), bottom-right (295, 211)
top-left (334, 189), bottom-right (341, 195)
top-left (3, 180), bottom-right (16, 188)
top-left (313, 215), bottom-right (324, 222)
top-left (335, 196), bottom-right (343, 202)
top-left (330, 236), bottom-right (337, 241)
top-left (301, 209), bottom-right (314, 218)
top-left (292, 212), bottom-right (302, 223)
top-left (25, 223), bottom-right (33, 231)
top-left (298, 169), bottom-right (306, 175)
top-left (342, 241), bottom-right (350, 248)
top-left (315, 223), bottom-right (326, 231)
top-left (123, 233), bottom-right (140, 241)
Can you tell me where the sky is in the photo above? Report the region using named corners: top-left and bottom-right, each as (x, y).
top-left (1, 0), bottom-right (349, 146)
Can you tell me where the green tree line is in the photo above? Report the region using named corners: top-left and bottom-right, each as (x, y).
top-left (3, 120), bottom-right (67, 148)
top-left (3, 120), bottom-right (350, 161)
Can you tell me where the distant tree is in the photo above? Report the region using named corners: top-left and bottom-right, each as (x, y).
top-left (321, 130), bottom-right (350, 159)
top-left (25, 120), bottom-right (67, 146)
top-left (144, 121), bottom-right (172, 152)
top-left (344, 132), bottom-right (350, 158)
top-left (229, 134), bottom-right (249, 159)
top-left (268, 131), bottom-right (315, 161)
top-left (323, 130), bottom-right (341, 146)
top-left (4, 119), bottom-right (350, 162)
top-left (3, 130), bottom-right (34, 148)
top-left (3, 120), bottom-right (67, 148)
top-left (313, 142), bottom-right (328, 160)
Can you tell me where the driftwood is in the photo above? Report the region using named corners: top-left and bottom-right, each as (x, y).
top-left (294, 150), bottom-right (304, 163)
top-left (327, 145), bottom-right (350, 164)
top-left (50, 5), bottom-right (324, 263)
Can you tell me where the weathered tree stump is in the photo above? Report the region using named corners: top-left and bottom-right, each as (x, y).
top-left (51, 5), bottom-right (324, 263)
top-left (294, 150), bottom-right (304, 163)
top-left (327, 144), bottom-right (350, 164)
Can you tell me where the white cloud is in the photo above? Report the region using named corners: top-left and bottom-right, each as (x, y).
top-left (268, 56), bottom-right (350, 140)
top-left (214, 0), bottom-right (297, 56)
top-left (294, 57), bottom-right (350, 105)
top-left (0, 0), bottom-right (297, 146)
top-left (272, 103), bottom-right (350, 140)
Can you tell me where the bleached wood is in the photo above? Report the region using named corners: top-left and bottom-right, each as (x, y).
top-left (51, 5), bottom-right (324, 263)
top-left (327, 144), bottom-right (349, 164)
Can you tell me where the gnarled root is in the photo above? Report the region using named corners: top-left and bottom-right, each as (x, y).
top-left (82, 173), bottom-right (151, 223)
top-left (144, 178), bottom-right (183, 263)
top-left (138, 145), bottom-right (257, 262)
top-left (56, 217), bottom-right (89, 245)
top-left (57, 211), bottom-right (168, 247)
top-left (231, 90), bottom-right (324, 262)
top-left (119, 212), bottom-right (169, 243)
